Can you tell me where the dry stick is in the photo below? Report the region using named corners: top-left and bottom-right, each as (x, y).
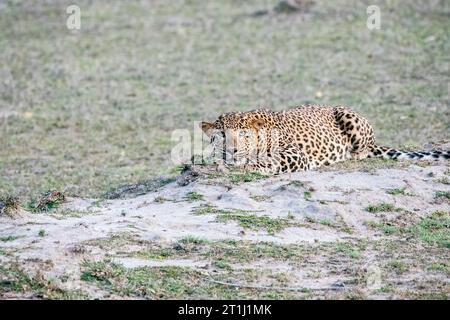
top-left (205, 277), bottom-right (345, 292)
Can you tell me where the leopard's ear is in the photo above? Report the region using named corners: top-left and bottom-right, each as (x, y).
top-left (200, 122), bottom-right (214, 137)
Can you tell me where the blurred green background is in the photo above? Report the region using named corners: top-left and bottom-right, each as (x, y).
top-left (0, 0), bottom-right (449, 199)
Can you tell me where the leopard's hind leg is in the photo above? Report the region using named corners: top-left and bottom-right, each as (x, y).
top-left (335, 108), bottom-right (376, 160)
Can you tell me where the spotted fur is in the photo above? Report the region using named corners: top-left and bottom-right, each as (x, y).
top-left (201, 105), bottom-right (449, 174)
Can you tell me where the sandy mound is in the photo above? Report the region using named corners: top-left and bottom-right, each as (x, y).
top-left (0, 163), bottom-right (449, 299)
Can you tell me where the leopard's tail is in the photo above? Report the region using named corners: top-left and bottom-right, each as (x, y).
top-left (368, 145), bottom-right (450, 160)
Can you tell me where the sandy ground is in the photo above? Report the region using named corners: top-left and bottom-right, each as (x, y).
top-left (0, 163), bottom-right (449, 299)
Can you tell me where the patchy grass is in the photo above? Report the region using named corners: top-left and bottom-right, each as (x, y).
top-left (387, 260), bottom-right (409, 274)
top-left (335, 242), bottom-right (362, 259)
top-left (191, 203), bottom-right (228, 215)
top-left (0, 235), bottom-right (19, 242)
top-left (229, 171), bottom-right (267, 184)
top-left (179, 235), bottom-right (209, 245)
top-left (192, 203), bottom-right (295, 234)
top-left (366, 211), bottom-right (450, 248)
top-left (406, 211), bottom-right (450, 248)
top-left (184, 191), bottom-right (204, 202)
top-left (131, 248), bottom-right (175, 260)
top-left (81, 239), bottom-right (372, 299)
top-left (428, 262), bottom-right (449, 273)
top-left (1, 1), bottom-right (449, 200)
top-left (303, 191), bottom-right (312, 201)
top-left (365, 221), bottom-right (399, 235)
top-left (434, 191), bottom-right (450, 200)
top-left (386, 188), bottom-right (408, 195)
top-left (213, 260), bottom-right (233, 271)
top-left (216, 211), bottom-right (295, 235)
top-left (0, 264), bottom-right (87, 299)
top-left (365, 203), bottom-right (398, 213)
top-left (81, 259), bottom-right (252, 299)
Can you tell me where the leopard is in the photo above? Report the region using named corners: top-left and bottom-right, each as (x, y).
top-left (200, 104), bottom-right (449, 174)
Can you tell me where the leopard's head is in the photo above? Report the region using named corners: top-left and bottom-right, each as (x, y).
top-left (201, 112), bottom-right (272, 165)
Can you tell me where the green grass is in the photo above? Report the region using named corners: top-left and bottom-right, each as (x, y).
top-left (0, 265), bottom-right (87, 299)
top-left (184, 191), bottom-right (204, 202)
top-left (387, 260), bottom-right (409, 274)
top-left (386, 188), bottom-right (408, 195)
top-left (366, 211), bottom-right (450, 248)
top-left (406, 211), bottom-right (450, 248)
top-left (0, 235), bottom-right (19, 242)
top-left (229, 171), bottom-right (267, 184)
top-left (428, 262), bottom-right (449, 273)
top-left (303, 191), bottom-right (312, 201)
top-left (0, 0), bottom-right (449, 201)
top-left (365, 202), bottom-right (398, 213)
top-left (434, 191), bottom-right (450, 200)
top-left (213, 260), bottom-right (233, 271)
top-left (365, 221), bottom-right (399, 234)
top-left (80, 239), bottom-right (370, 298)
top-left (192, 203), bottom-right (295, 234)
top-left (179, 235), bottom-right (209, 245)
top-left (216, 211), bottom-right (295, 235)
top-left (191, 203), bottom-right (227, 215)
top-left (131, 248), bottom-right (175, 260)
top-left (81, 260), bottom-right (246, 299)
top-left (334, 243), bottom-right (362, 259)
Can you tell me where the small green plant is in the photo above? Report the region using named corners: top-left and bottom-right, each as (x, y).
top-left (366, 211), bottom-right (449, 247)
top-left (230, 172), bottom-right (266, 183)
top-left (435, 191), bottom-right (450, 200)
top-left (365, 221), bottom-right (398, 234)
top-left (0, 264), bottom-right (87, 299)
top-left (335, 243), bottom-right (361, 259)
top-left (132, 248), bottom-right (175, 260)
top-left (387, 260), bottom-right (409, 274)
top-left (319, 219), bottom-right (333, 226)
top-left (0, 235), bottom-right (18, 242)
top-left (406, 211), bottom-right (450, 248)
top-left (216, 211), bottom-right (293, 235)
top-left (303, 191), bottom-right (312, 201)
top-left (184, 192), bottom-right (204, 202)
top-left (428, 262), bottom-right (449, 272)
top-left (386, 188), bottom-right (407, 195)
top-left (365, 202), bottom-right (397, 213)
top-left (192, 203), bottom-right (226, 215)
top-left (213, 260), bottom-right (232, 270)
top-left (179, 236), bottom-right (208, 245)
top-left (38, 229), bottom-right (46, 237)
